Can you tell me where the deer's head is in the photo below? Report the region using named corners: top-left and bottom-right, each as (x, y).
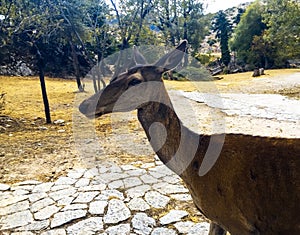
top-left (79, 41), bottom-right (187, 118)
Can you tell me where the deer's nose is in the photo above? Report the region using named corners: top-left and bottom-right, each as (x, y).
top-left (79, 100), bottom-right (89, 115)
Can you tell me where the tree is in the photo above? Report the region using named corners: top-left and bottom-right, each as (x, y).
top-left (230, 1), bottom-right (267, 67)
top-left (0, 0), bottom-right (92, 122)
top-left (109, 0), bottom-right (155, 76)
top-left (212, 11), bottom-right (232, 66)
top-left (155, 0), bottom-right (207, 53)
top-left (262, 0), bottom-right (300, 67)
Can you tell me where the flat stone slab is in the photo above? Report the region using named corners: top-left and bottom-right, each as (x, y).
top-left (151, 228), bottom-right (176, 235)
top-left (89, 201), bottom-right (108, 215)
top-left (145, 191), bottom-right (170, 208)
top-left (0, 183), bottom-right (10, 191)
top-left (34, 205), bottom-right (61, 220)
top-left (104, 199), bottom-right (131, 224)
top-left (105, 223), bottom-right (130, 235)
top-left (0, 158), bottom-right (210, 235)
top-left (50, 210), bottom-right (87, 228)
top-left (127, 197), bottom-right (150, 211)
top-left (132, 213), bottom-right (156, 235)
top-left (159, 210), bottom-right (189, 225)
top-left (0, 210), bottom-right (33, 230)
top-left (66, 217), bottom-right (103, 234)
top-left (187, 222), bottom-right (210, 235)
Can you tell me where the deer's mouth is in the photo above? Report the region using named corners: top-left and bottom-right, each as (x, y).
top-left (79, 98), bottom-right (115, 119)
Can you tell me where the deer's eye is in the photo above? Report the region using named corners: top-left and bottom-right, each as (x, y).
top-left (128, 78), bottom-right (142, 87)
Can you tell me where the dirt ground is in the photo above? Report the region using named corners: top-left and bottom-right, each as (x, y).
top-left (0, 69), bottom-right (299, 184)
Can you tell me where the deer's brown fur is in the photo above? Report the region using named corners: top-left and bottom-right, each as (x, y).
top-left (79, 41), bottom-right (300, 235)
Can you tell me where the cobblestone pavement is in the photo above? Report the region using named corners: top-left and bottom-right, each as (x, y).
top-left (0, 156), bottom-right (210, 235)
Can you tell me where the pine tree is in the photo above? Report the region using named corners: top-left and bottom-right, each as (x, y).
top-left (212, 11), bottom-right (232, 66)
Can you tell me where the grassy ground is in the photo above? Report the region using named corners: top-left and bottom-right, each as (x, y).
top-left (0, 68), bottom-right (299, 184)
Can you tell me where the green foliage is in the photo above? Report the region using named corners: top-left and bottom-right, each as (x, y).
top-left (162, 66), bottom-right (213, 81)
top-left (154, 0), bottom-right (208, 53)
top-left (230, 0), bottom-right (300, 69)
top-left (179, 66), bottom-right (214, 81)
top-left (230, 1), bottom-right (267, 67)
top-left (262, 0), bottom-right (300, 67)
top-left (212, 11), bottom-right (232, 66)
top-left (194, 53), bottom-right (216, 66)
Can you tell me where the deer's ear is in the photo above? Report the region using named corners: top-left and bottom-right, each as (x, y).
top-left (154, 40), bottom-right (187, 73)
top-left (133, 46), bottom-right (147, 65)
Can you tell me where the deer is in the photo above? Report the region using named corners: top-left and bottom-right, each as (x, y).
top-left (79, 41), bottom-right (300, 235)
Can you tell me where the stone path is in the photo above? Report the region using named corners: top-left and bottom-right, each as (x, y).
top-left (0, 156), bottom-right (210, 235)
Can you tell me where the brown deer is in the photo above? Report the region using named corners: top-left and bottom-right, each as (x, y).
top-left (79, 41), bottom-right (300, 235)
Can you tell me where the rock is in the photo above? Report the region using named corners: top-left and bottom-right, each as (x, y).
top-left (108, 180), bottom-right (124, 189)
top-left (53, 119), bottom-right (65, 125)
top-left (99, 172), bottom-right (129, 184)
top-left (31, 197), bottom-right (55, 213)
top-left (132, 213), bottom-right (156, 235)
top-left (96, 190), bottom-right (124, 200)
top-left (0, 210), bottom-right (33, 230)
top-left (174, 221), bottom-right (195, 234)
top-left (170, 193), bottom-right (192, 201)
top-left (62, 203), bottom-right (87, 211)
top-left (11, 232), bottom-right (35, 235)
top-left (163, 175), bottom-right (181, 184)
top-left (103, 199), bottom-right (131, 224)
top-left (83, 168), bottom-right (99, 178)
top-left (89, 201), bottom-right (108, 215)
top-left (12, 189), bottom-right (30, 196)
top-left (187, 222), bottom-right (210, 235)
top-left (67, 217), bottom-right (104, 234)
top-left (152, 182), bottom-right (189, 195)
top-left (144, 191), bottom-right (170, 209)
top-left (48, 188), bottom-right (77, 201)
top-left (78, 184), bottom-right (106, 192)
top-left (73, 191), bottom-right (99, 203)
top-left (123, 177), bottom-right (143, 188)
top-left (54, 177), bottom-right (77, 186)
top-left (17, 62), bottom-right (33, 76)
top-left (151, 228), bottom-right (176, 235)
top-left (127, 198), bottom-right (150, 211)
top-left (57, 196), bottom-right (74, 206)
top-left (1, 195), bottom-right (29, 207)
top-left (41, 229), bottom-right (66, 235)
top-left (126, 169), bottom-right (147, 177)
top-left (75, 178), bottom-right (90, 188)
top-left (0, 200), bottom-right (30, 216)
top-left (50, 210), bottom-right (87, 228)
top-left (32, 182), bottom-right (54, 193)
top-left (126, 185), bottom-right (151, 198)
top-left (29, 192), bottom-right (48, 203)
top-left (0, 183), bottom-right (10, 191)
top-left (67, 169), bottom-right (86, 179)
top-left (105, 224), bottom-right (130, 235)
top-left (140, 174), bottom-right (158, 184)
top-left (159, 210), bottom-right (188, 225)
top-left (34, 205), bottom-right (61, 220)
top-left (16, 220), bottom-right (49, 231)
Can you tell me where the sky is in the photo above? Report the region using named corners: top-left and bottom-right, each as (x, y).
top-left (203, 0), bottom-right (255, 13)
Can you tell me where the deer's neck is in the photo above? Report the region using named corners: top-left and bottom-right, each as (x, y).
top-left (137, 91), bottom-right (202, 176)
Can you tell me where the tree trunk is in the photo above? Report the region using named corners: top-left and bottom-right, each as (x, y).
top-left (37, 56), bottom-right (51, 124)
top-left (70, 41), bottom-right (84, 92)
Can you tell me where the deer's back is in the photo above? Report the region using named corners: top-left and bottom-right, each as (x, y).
top-left (183, 134), bottom-right (300, 235)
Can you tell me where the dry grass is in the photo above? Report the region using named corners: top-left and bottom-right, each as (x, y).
top-left (0, 68), bottom-right (299, 183)
top-left (166, 69), bottom-right (300, 93)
